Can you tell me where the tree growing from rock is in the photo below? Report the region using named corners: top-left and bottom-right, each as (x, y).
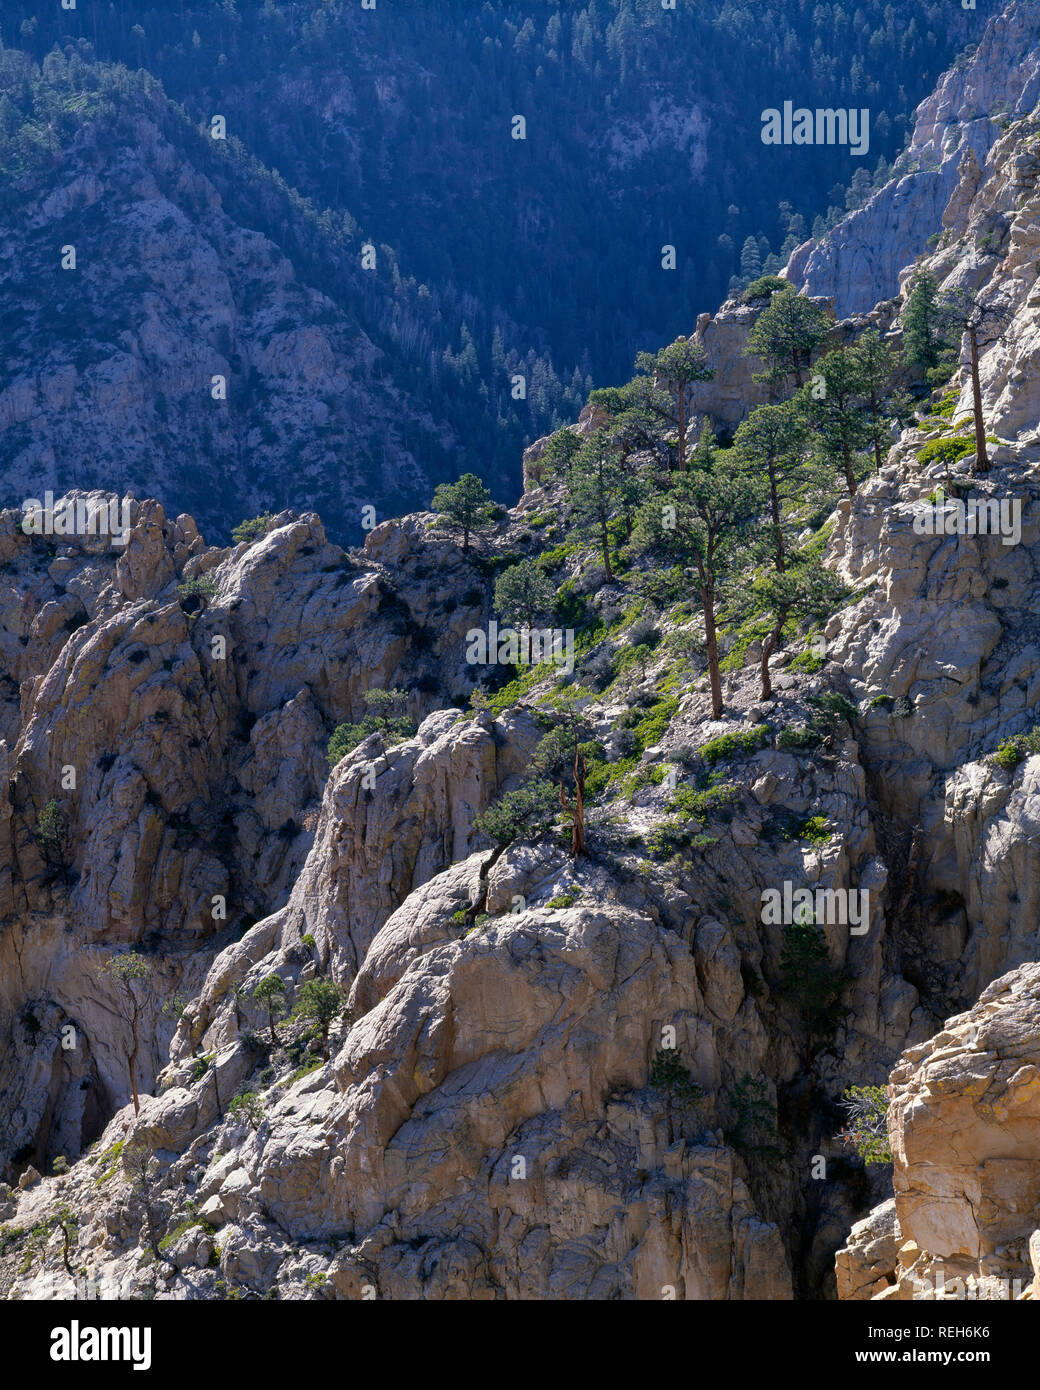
top-left (99, 952), bottom-right (152, 1116)
top-left (649, 1046), bottom-right (704, 1144)
top-left (121, 1139), bottom-right (169, 1264)
top-left (35, 798), bottom-right (72, 884)
top-left (431, 472), bottom-right (496, 550)
top-left (534, 427), bottom-right (583, 487)
top-left (752, 560), bottom-right (846, 700)
top-left (494, 559), bottom-right (555, 664)
top-left (469, 779), bottom-right (559, 919)
top-left (177, 575), bottom-right (218, 615)
top-left (589, 375), bottom-right (674, 475)
top-left (252, 973), bottom-right (287, 1046)
top-left (55, 1204), bottom-right (77, 1278)
top-left (637, 443), bottom-right (763, 718)
top-left (327, 688), bottom-right (415, 770)
top-left (531, 706), bottom-right (600, 858)
top-left (937, 288), bottom-right (1009, 474)
top-left (839, 1084), bottom-right (892, 1165)
top-left (634, 337), bottom-right (714, 471)
top-left (562, 428), bottom-right (641, 582)
top-left (851, 329), bottom-right (897, 472)
top-left (779, 917), bottom-right (847, 1068)
top-left (744, 286), bottom-right (831, 393)
top-left (800, 346), bottom-right (869, 496)
top-left (293, 978), bottom-right (348, 1062)
top-left (901, 271), bottom-right (945, 371)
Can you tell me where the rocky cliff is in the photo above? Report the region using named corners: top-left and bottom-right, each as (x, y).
top-left (786, 0), bottom-right (1040, 317)
top-left (4, 2), bottom-right (1040, 1304)
top-left (837, 962), bottom-right (1040, 1301)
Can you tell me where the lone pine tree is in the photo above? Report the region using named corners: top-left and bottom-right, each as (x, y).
top-left (99, 952), bottom-right (152, 1116)
top-left (431, 473), bottom-right (496, 550)
top-left (637, 440), bottom-right (763, 718)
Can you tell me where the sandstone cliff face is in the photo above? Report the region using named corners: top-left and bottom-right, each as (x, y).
top-left (786, 0), bottom-right (1040, 316)
top-left (837, 962), bottom-right (1040, 1301)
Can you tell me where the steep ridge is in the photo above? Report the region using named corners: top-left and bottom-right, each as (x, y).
top-left (5, 3), bottom-right (1040, 1304)
top-left (0, 496), bottom-right (484, 1181)
top-left (837, 962), bottom-right (1040, 1301)
top-left (0, 53), bottom-right (460, 541)
top-left (786, 0), bottom-right (1040, 316)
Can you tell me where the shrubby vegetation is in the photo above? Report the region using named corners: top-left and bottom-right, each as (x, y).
top-left (327, 689), bottom-right (415, 769)
top-left (839, 1085), bottom-right (892, 1165)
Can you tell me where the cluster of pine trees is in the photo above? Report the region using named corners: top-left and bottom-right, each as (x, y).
top-left (444, 272), bottom-right (992, 730)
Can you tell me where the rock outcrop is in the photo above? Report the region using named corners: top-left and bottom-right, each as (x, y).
top-left (786, 0), bottom-right (1040, 316)
top-left (0, 495), bottom-right (484, 1177)
top-left (837, 963), bottom-right (1040, 1301)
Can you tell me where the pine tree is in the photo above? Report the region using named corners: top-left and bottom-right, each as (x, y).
top-left (740, 234), bottom-right (763, 284)
top-left (564, 428), bottom-right (642, 582)
top-left (751, 560), bottom-right (845, 700)
top-left (851, 329), bottom-right (896, 472)
top-left (633, 338), bottom-right (714, 471)
top-left (253, 974), bottom-right (287, 1046)
top-left (901, 272), bottom-right (944, 370)
top-left (744, 286), bottom-right (831, 393)
top-left (431, 473), bottom-right (496, 549)
top-left (494, 560), bottom-right (555, 663)
top-left (800, 346), bottom-right (870, 496)
top-left (636, 442), bottom-right (763, 718)
top-left (780, 916), bottom-right (847, 1067)
top-left (733, 399), bottom-right (807, 572)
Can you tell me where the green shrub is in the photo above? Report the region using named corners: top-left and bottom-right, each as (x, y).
top-left (992, 725), bottom-right (1040, 771)
top-left (228, 1091), bottom-right (265, 1129)
top-left (806, 691), bottom-right (858, 728)
top-left (231, 512), bottom-right (276, 545)
top-left (649, 1047), bottom-right (704, 1103)
top-left (546, 889), bottom-right (580, 909)
top-left (796, 815), bottom-right (831, 844)
top-left (667, 783), bottom-right (741, 822)
top-left (839, 1085), bottom-right (892, 1165)
top-left (916, 435), bottom-right (976, 467)
top-left (698, 727), bottom-right (768, 764)
top-left (177, 575), bottom-right (218, 602)
top-left (158, 1215), bottom-right (214, 1253)
top-left (726, 1074), bottom-right (780, 1158)
top-left (780, 918), bottom-right (847, 1059)
top-left (94, 1140), bottom-right (124, 1185)
top-left (327, 689), bottom-right (415, 768)
top-left (740, 275), bottom-right (788, 304)
top-left (788, 649), bottom-right (827, 674)
top-left (777, 724), bottom-right (822, 751)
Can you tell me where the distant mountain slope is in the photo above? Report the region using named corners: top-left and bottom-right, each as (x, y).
top-left (1, 1), bottom-right (987, 519)
top-left (0, 51), bottom-right (467, 543)
top-left (786, 0), bottom-right (1040, 315)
